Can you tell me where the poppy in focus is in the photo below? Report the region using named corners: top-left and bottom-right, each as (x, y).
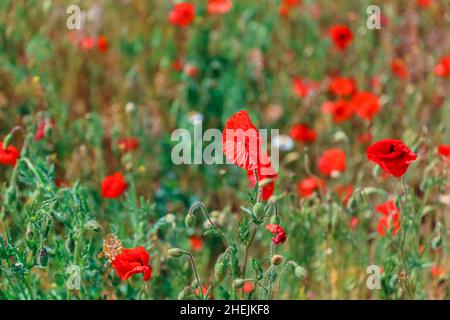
top-left (168, 2), bottom-right (195, 27)
top-left (265, 224), bottom-right (287, 245)
top-left (112, 246), bottom-right (152, 281)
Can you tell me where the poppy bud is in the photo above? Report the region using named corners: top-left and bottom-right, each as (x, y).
top-left (185, 214), bottom-right (196, 228)
top-left (253, 202), bottom-right (264, 219)
top-left (168, 248), bottom-right (184, 258)
top-left (270, 215), bottom-right (280, 225)
top-left (83, 220), bottom-right (102, 237)
top-left (271, 254), bottom-right (283, 265)
top-left (295, 266), bottom-right (307, 279)
top-left (233, 278), bottom-right (244, 288)
top-left (36, 248), bottom-right (48, 267)
top-left (214, 262), bottom-right (226, 283)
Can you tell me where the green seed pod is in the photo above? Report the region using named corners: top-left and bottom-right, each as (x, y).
top-left (36, 248), bottom-right (49, 267)
top-left (168, 248), bottom-right (184, 258)
top-left (185, 214), bottom-right (196, 228)
top-left (270, 215), bottom-right (280, 225)
top-left (253, 202), bottom-right (264, 219)
top-left (233, 278), bottom-right (244, 289)
top-left (294, 266), bottom-right (307, 279)
top-left (271, 254), bottom-right (283, 266)
top-left (214, 262), bottom-right (227, 283)
top-left (84, 220), bottom-right (102, 238)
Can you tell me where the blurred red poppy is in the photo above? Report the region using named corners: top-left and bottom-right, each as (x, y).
top-left (438, 144), bottom-right (450, 158)
top-left (207, 0), bottom-right (233, 15)
top-left (328, 24), bottom-right (353, 51)
top-left (279, 0), bottom-right (302, 17)
top-left (297, 176), bottom-right (326, 198)
top-left (357, 132), bottom-right (373, 145)
top-left (431, 266), bottom-right (445, 278)
top-left (417, 0), bottom-right (433, 8)
top-left (351, 92), bottom-right (380, 121)
top-left (168, 2), bottom-right (195, 27)
top-left (101, 172), bottom-right (127, 198)
top-left (391, 59), bottom-right (409, 80)
top-left (265, 224), bottom-right (287, 245)
top-left (112, 246), bottom-right (151, 281)
top-left (317, 148), bottom-right (346, 176)
top-left (222, 110), bottom-right (261, 170)
top-left (375, 200), bottom-right (400, 237)
top-left (291, 77), bottom-right (318, 98)
top-left (189, 235), bottom-right (204, 252)
top-left (366, 139), bottom-right (417, 177)
top-left (434, 55), bottom-right (450, 77)
top-left (324, 100), bottom-right (353, 123)
top-left (329, 77), bottom-right (356, 96)
top-left (290, 124), bottom-right (316, 143)
top-left (0, 142), bottom-right (20, 167)
top-left (97, 35), bottom-right (109, 53)
top-left (243, 281), bottom-right (254, 293)
top-left (118, 137), bottom-right (139, 152)
top-left (349, 216), bottom-right (358, 230)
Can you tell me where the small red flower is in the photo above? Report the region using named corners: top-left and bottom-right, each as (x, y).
top-left (328, 24), bottom-right (353, 51)
top-left (265, 224), bottom-right (287, 245)
top-left (183, 63), bottom-right (198, 77)
top-left (296, 177), bottom-right (326, 198)
top-left (118, 137), bottom-right (139, 152)
top-left (438, 144), bottom-right (450, 158)
top-left (351, 92), bottom-right (380, 121)
top-left (243, 281), bottom-right (255, 293)
top-left (0, 142), bottom-right (20, 167)
top-left (289, 124), bottom-right (316, 143)
top-left (431, 266), bottom-right (445, 278)
top-left (189, 235), bottom-right (204, 252)
top-left (78, 36), bottom-right (96, 50)
top-left (317, 148), bottom-right (346, 176)
top-left (207, 0), bottom-right (233, 15)
top-left (279, 0), bottom-right (302, 17)
top-left (434, 55), bottom-right (450, 78)
top-left (112, 246), bottom-right (152, 281)
top-left (101, 172), bottom-right (127, 198)
top-left (168, 2), bottom-right (195, 27)
top-left (391, 59), bottom-right (409, 80)
top-left (349, 216), bottom-right (358, 230)
top-left (329, 77), bottom-right (356, 96)
top-left (375, 200), bottom-right (400, 237)
top-left (291, 77), bottom-right (318, 98)
top-left (222, 110), bottom-right (261, 170)
top-left (97, 35), bottom-right (109, 53)
top-left (417, 0), bottom-right (433, 8)
top-left (366, 139), bottom-right (417, 177)
top-left (324, 100), bottom-right (353, 123)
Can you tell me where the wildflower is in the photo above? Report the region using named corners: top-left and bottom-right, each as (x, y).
top-left (112, 246), bottom-right (152, 281)
top-left (101, 172), bottom-right (127, 198)
top-left (317, 148), bottom-right (346, 176)
top-left (349, 216), bottom-right (358, 230)
top-left (98, 234), bottom-right (124, 266)
top-left (296, 177), bottom-right (326, 198)
top-left (292, 77), bottom-right (318, 98)
top-left (189, 235), bottom-right (204, 252)
top-left (290, 124), bottom-right (317, 143)
top-left (243, 281), bottom-right (254, 293)
top-left (431, 266), bottom-right (445, 278)
top-left (391, 59), bottom-right (409, 80)
top-left (0, 142), bottom-right (20, 167)
top-left (329, 77), bottom-right (356, 96)
top-left (417, 0), bottom-right (433, 8)
top-left (118, 137), bottom-right (139, 152)
top-left (207, 0), bottom-right (233, 15)
top-left (375, 200), bottom-right (400, 236)
top-left (168, 2), bottom-right (195, 27)
top-left (323, 100), bottom-right (353, 123)
top-left (351, 92), bottom-right (380, 121)
top-left (265, 224), bottom-right (287, 245)
top-left (97, 35), bottom-right (109, 53)
top-left (434, 55), bottom-right (450, 77)
top-left (279, 0), bottom-right (302, 17)
top-left (366, 139), bottom-right (417, 177)
top-left (328, 24), bottom-right (353, 51)
top-left (438, 144), bottom-right (450, 158)
top-left (357, 132), bottom-right (373, 145)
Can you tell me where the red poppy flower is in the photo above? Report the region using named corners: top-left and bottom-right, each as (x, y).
top-left (417, 0), bottom-right (433, 8)
top-left (247, 152), bottom-right (277, 201)
top-left (289, 124), bottom-right (316, 143)
top-left (328, 24), bottom-right (353, 51)
top-left (329, 77), bottom-right (356, 96)
top-left (296, 177), bottom-right (326, 198)
top-left (351, 92), bottom-right (380, 121)
top-left (0, 142), bottom-right (20, 167)
top-left (391, 59), bottom-right (409, 80)
top-left (335, 184), bottom-right (353, 206)
top-left (375, 200), bottom-right (400, 237)
top-left (118, 137), bottom-right (139, 152)
top-left (317, 148), bottom-right (346, 176)
top-left (183, 63), bottom-right (198, 77)
top-left (265, 224), bottom-right (287, 245)
top-left (78, 36), bottom-right (96, 50)
top-left (207, 0), bottom-right (233, 15)
top-left (243, 281), bottom-right (254, 293)
top-left (112, 246), bottom-right (152, 281)
top-left (291, 77), bottom-right (318, 98)
top-left (222, 110), bottom-right (261, 170)
top-left (97, 35), bottom-right (109, 53)
top-left (323, 100), bottom-right (353, 123)
top-left (431, 266), bottom-right (445, 278)
top-left (438, 144), bottom-right (450, 158)
top-left (101, 172), bottom-right (127, 198)
top-left (366, 139), bottom-right (417, 177)
top-left (279, 0), bottom-right (302, 17)
top-left (349, 216), bottom-right (358, 230)
top-left (189, 235), bottom-right (204, 252)
top-left (34, 121), bottom-right (47, 141)
top-left (168, 2), bottom-right (195, 27)
top-left (434, 55), bottom-right (450, 77)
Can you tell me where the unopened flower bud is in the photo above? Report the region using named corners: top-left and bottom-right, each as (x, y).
top-left (214, 262), bottom-right (226, 283)
top-left (83, 220), bottom-right (102, 237)
top-left (270, 215), bottom-right (280, 225)
top-left (253, 202), bottom-right (264, 219)
top-left (295, 266), bottom-right (307, 279)
top-left (185, 214), bottom-right (196, 228)
top-left (233, 278), bottom-right (244, 288)
top-left (168, 248), bottom-right (184, 258)
top-left (271, 254), bottom-right (283, 265)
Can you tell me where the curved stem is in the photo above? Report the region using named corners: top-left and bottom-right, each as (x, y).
top-left (188, 202), bottom-right (228, 248)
